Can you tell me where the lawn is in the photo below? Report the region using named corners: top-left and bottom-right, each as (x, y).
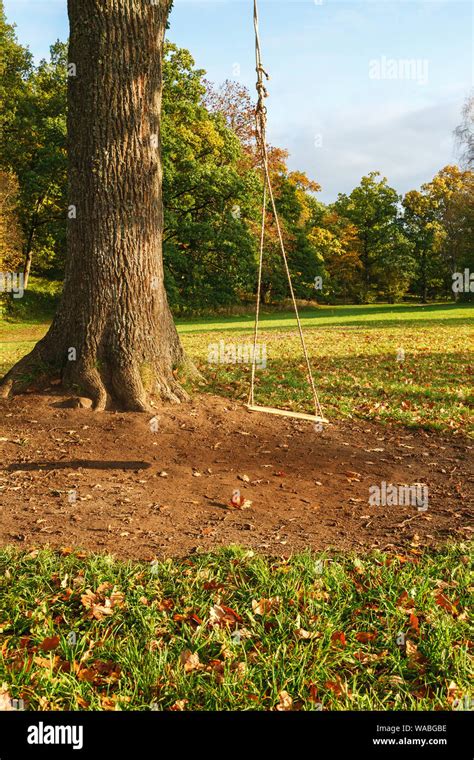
top-left (1, 296), bottom-right (472, 434)
top-left (0, 545), bottom-right (471, 711)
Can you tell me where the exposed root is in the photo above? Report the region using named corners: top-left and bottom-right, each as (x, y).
top-left (65, 363), bottom-right (108, 412)
top-left (179, 356), bottom-right (205, 384)
top-left (110, 364), bottom-right (153, 412)
top-left (155, 375), bottom-right (190, 404)
top-left (1, 337), bottom-right (191, 412)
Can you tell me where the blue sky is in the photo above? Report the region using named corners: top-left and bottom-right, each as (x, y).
top-left (5, 0), bottom-right (473, 202)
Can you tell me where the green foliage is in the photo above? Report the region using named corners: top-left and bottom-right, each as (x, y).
top-left (403, 167), bottom-right (474, 302)
top-left (161, 43), bottom-right (260, 312)
top-left (0, 29), bottom-right (67, 278)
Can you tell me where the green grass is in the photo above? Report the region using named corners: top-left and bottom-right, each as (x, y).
top-left (0, 545), bottom-right (471, 711)
top-left (1, 287), bottom-right (473, 433)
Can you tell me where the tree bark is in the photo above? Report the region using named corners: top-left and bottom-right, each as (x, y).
top-left (1, 0), bottom-right (188, 411)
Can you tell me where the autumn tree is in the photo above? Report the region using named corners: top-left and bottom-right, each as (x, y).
top-left (310, 211), bottom-right (362, 303)
top-left (1, 0), bottom-right (188, 410)
top-left (0, 171), bottom-right (23, 275)
top-left (403, 189), bottom-right (444, 302)
top-left (334, 172), bottom-right (413, 302)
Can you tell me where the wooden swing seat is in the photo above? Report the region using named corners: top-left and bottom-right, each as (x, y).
top-left (246, 404), bottom-right (328, 424)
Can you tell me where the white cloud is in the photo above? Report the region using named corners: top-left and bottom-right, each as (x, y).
top-left (273, 97), bottom-right (465, 201)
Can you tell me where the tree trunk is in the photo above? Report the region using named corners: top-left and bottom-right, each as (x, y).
top-left (1, 0), bottom-right (188, 411)
top-left (22, 231), bottom-right (34, 290)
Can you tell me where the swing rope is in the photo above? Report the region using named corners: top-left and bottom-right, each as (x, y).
top-left (248, 0), bottom-right (325, 421)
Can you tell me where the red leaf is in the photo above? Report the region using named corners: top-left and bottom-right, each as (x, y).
top-left (435, 593), bottom-right (459, 616)
top-left (355, 632), bottom-right (377, 643)
top-left (39, 636), bottom-right (60, 652)
top-left (325, 679), bottom-right (343, 697)
top-left (331, 631), bottom-right (346, 647)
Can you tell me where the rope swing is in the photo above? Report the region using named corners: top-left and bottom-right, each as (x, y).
top-left (247, 0), bottom-right (328, 424)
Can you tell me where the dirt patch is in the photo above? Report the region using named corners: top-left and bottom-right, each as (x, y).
top-left (0, 393), bottom-right (472, 559)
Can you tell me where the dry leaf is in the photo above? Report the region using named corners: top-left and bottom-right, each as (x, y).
top-left (179, 650), bottom-right (202, 673)
top-left (170, 699), bottom-right (188, 711)
top-left (355, 632), bottom-right (377, 643)
top-left (209, 604), bottom-right (242, 627)
top-left (331, 631), bottom-right (346, 647)
top-left (39, 635), bottom-right (60, 652)
top-left (295, 628), bottom-right (312, 640)
top-left (435, 592), bottom-right (459, 616)
top-left (0, 683), bottom-right (13, 711)
top-left (405, 639), bottom-right (427, 668)
top-left (252, 597), bottom-right (280, 615)
top-left (275, 690), bottom-right (293, 711)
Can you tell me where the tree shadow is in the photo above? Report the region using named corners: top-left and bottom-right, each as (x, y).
top-left (5, 460), bottom-right (151, 472)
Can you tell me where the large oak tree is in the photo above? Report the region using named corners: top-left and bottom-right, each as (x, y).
top-left (1, 0), bottom-right (187, 410)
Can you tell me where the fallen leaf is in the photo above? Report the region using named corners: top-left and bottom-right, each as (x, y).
top-left (179, 650), bottom-right (202, 673)
top-left (209, 604), bottom-right (242, 627)
top-left (295, 628), bottom-right (312, 640)
top-left (331, 631), bottom-right (346, 647)
top-left (275, 690), bottom-right (293, 711)
top-left (434, 592), bottom-right (459, 616)
top-left (405, 639), bottom-right (427, 668)
top-left (252, 597), bottom-right (280, 615)
top-left (39, 635), bottom-right (60, 652)
top-left (0, 683), bottom-right (13, 711)
top-left (355, 632), bottom-right (377, 643)
top-left (170, 699), bottom-right (188, 711)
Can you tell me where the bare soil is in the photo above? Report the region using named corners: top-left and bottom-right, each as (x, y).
top-left (0, 393), bottom-right (472, 559)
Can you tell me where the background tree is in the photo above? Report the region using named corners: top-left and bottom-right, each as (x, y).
top-left (403, 189), bottom-right (444, 302)
top-left (0, 170), bottom-right (23, 286)
top-left (1, 42), bottom-right (67, 286)
top-left (334, 172), bottom-right (412, 302)
top-left (310, 211), bottom-right (362, 303)
top-left (161, 44), bottom-right (259, 312)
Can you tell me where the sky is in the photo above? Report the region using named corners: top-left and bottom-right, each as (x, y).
top-left (4, 0), bottom-right (473, 202)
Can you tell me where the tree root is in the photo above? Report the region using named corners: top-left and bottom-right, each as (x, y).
top-left (0, 348), bottom-right (192, 412)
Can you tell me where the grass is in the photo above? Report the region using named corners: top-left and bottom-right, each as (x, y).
top-left (180, 302), bottom-right (473, 434)
top-left (0, 545), bottom-right (471, 711)
top-left (1, 290), bottom-right (472, 433)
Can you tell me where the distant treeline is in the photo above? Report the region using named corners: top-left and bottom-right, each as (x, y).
top-left (1, 4), bottom-right (473, 313)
